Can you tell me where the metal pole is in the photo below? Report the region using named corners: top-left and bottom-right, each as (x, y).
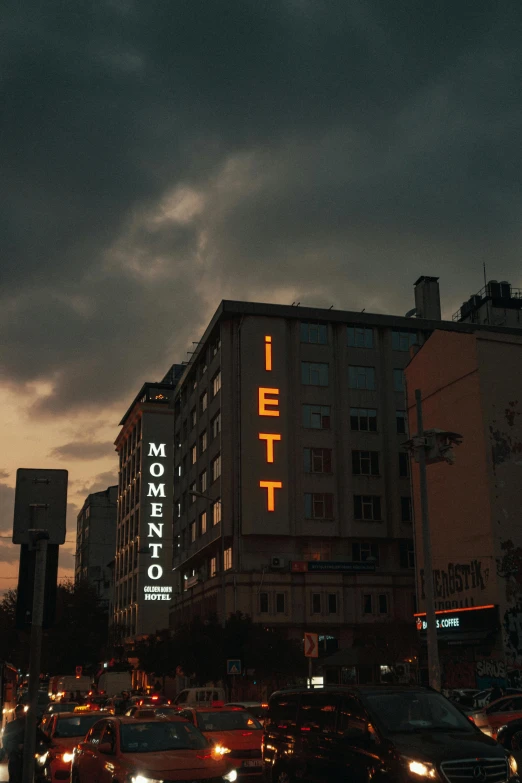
top-left (22, 532), bottom-right (49, 783)
top-left (308, 657), bottom-right (312, 689)
top-left (415, 390), bottom-right (441, 691)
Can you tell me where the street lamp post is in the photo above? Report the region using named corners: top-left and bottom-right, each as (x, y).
top-left (405, 389), bottom-right (463, 692)
top-left (189, 491), bottom-right (226, 628)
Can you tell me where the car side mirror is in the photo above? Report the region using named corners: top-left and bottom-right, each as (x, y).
top-left (97, 742), bottom-right (113, 755)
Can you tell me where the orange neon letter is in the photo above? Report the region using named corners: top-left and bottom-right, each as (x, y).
top-left (265, 335), bottom-right (272, 371)
top-left (259, 433), bottom-right (282, 462)
top-left (258, 387), bottom-right (280, 416)
top-left (259, 480), bottom-right (283, 511)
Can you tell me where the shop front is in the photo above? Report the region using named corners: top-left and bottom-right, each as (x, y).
top-left (414, 604), bottom-right (507, 689)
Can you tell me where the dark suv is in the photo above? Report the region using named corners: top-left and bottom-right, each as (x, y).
top-left (263, 686), bottom-right (519, 783)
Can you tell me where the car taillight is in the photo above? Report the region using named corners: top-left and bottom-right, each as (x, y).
top-left (468, 715), bottom-right (475, 723)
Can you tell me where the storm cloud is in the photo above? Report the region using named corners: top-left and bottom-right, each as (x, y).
top-left (2, 0), bottom-right (522, 417)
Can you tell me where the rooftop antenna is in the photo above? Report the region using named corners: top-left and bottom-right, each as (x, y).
top-left (328, 305), bottom-right (333, 310)
top-left (296, 302), bottom-right (300, 306)
top-left (291, 301), bottom-right (295, 306)
top-left (483, 261), bottom-right (490, 325)
top-left (361, 308), bottom-right (365, 313)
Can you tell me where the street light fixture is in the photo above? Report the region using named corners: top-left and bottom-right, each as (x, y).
top-left (189, 491), bottom-right (226, 629)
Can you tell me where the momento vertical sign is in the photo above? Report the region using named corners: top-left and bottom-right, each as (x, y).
top-left (143, 441), bottom-right (173, 602)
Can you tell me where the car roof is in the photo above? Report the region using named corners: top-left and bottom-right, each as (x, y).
top-left (117, 715), bottom-right (188, 724)
top-left (54, 711), bottom-right (101, 718)
top-left (189, 707), bottom-right (247, 713)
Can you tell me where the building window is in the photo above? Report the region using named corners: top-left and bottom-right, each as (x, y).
top-left (190, 444), bottom-right (197, 465)
top-left (378, 594), bottom-right (389, 614)
top-left (190, 521), bottom-right (196, 542)
top-left (301, 361), bottom-right (329, 386)
top-left (350, 407), bottom-right (377, 432)
top-left (211, 412), bottom-right (221, 440)
top-left (276, 593), bottom-right (286, 613)
top-left (210, 335), bottom-right (221, 358)
top-left (393, 368), bottom-right (405, 392)
top-left (347, 326), bottom-right (373, 348)
top-left (189, 482), bottom-right (196, 502)
top-left (191, 376), bottom-right (197, 392)
top-left (348, 365), bottom-right (376, 390)
top-left (392, 330), bottom-right (417, 351)
top-left (354, 495), bottom-right (382, 521)
top-left (396, 410), bottom-right (408, 434)
top-left (200, 511), bottom-right (207, 535)
top-left (352, 542), bottom-right (379, 565)
top-left (260, 592), bottom-right (269, 613)
top-left (301, 322), bottom-right (327, 344)
top-left (304, 447), bottom-right (332, 473)
top-left (200, 355), bottom-right (208, 376)
top-left (200, 470), bottom-right (207, 493)
top-left (312, 593), bottom-right (321, 614)
top-left (399, 539), bottom-right (414, 569)
top-left (401, 496), bottom-right (412, 522)
top-left (212, 371), bottom-right (221, 397)
top-left (363, 594), bottom-right (372, 614)
top-left (212, 500), bottom-right (221, 525)
top-left (200, 430), bottom-right (208, 453)
top-left (304, 493), bottom-right (334, 520)
top-left (327, 594), bottom-right (337, 614)
top-left (302, 404), bottom-right (331, 429)
top-left (224, 547), bottom-right (232, 570)
top-left (200, 391), bottom-right (208, 413)
top-left (211, 454), bottom-right (221, 482)
top-left (210, 557), bottom-right (217, 578)
top-left (190, 407), bottom-right (197, 429)
top-left (352, 450), bottom-right (379, 476)
top-left (398, 452), bottom-right (410, 477)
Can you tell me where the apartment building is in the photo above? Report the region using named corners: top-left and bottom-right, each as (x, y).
top-left (75, 485), bottom-right (118, 607)
top-left (170, 277), bottom-right (450, 650)
top-left (113, 365), bottom-right (183, 638)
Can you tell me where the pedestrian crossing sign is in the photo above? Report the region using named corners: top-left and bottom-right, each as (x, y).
top-left (227, 659), bottom-right (242, 675)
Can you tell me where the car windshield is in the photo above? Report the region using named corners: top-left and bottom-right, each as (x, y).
top-left (365, 692), bottom-right (476, 733)
top-left (50, 703), bottom-right (77, 712)
top-left (121, 721), bottom-right (209, 752)
top-left (55, 715), bottom-right (102, 738)
top-left (196, 711), bottom-right (262, 731)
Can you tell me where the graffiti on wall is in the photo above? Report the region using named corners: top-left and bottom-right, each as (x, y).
top-left (489, 401), bottom-right (522, 470)
top-left (420, 560), bottom-right (490, 609)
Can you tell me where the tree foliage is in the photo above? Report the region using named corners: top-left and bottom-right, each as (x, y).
top-left (0, 581), bottom-right (109, 675)
top-left (135, 613), bottom-right (307, 687)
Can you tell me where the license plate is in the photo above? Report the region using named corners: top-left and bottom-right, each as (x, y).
top-left (243, 760), bottom-right (262, 767)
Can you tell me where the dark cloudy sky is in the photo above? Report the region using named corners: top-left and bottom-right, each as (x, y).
top-left (1, 0), bottom-right (521, 590)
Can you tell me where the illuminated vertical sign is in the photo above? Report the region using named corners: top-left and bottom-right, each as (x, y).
top-left (258, 335), bottom-right (283, 511)
top-left (143, 441), bottom-right (172, 602)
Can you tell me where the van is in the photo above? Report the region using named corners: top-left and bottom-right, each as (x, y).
top-left (173, 687), bottom-right (226, 708)
top-left (263, 685), bottom-right (519, 783)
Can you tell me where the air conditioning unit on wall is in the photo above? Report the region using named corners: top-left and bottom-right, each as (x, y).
top-left (270, 557), bottom-right (286, 569)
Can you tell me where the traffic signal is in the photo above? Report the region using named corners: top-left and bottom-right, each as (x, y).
top-left (15, 543), bottom-right (59, 630)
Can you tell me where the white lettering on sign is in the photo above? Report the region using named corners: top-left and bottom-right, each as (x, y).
top-left (147, 483), bottom-right (166, 497)
top-left (142, 441), bottom-right (169, 594)
top-left (421, 617), bottom-right (461, 630)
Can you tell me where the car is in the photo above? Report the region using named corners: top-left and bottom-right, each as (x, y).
top-left (448, 689), bottom-right (480, 708)
top-left (35, 711), bottom-right (103, 782)
top-left (70, 715), bottom-right (238, 783)
top-left (44, 703), bottom-right (79, 715)
top-left (125, 705), bottom-right (181, 719)
top-left (263, 685), bottom-right (519, 783)
top-left (497, 716), bottom-right (522, 751)
top-left (469, 694), bottom-right (522, 738)
top-left (177, 707), bottom-right (264, 778)
top-left (225, 703), bottom-right (268, 721)
top-left (473, 687), bottom-right (522, 709)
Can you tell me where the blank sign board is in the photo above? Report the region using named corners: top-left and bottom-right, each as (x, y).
top-left (13, 469), bottom-right (68, 545)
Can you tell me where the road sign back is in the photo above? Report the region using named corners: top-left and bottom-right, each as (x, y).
top-left (304, 632), bottom-right (319, 658)
top-left (227, 659), bottom-right (242, 675)
top-left (13, 469), bottom-right (68, 545)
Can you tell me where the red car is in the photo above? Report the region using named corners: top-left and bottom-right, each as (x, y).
top-left (71, 715), bottom-right (237, 782)
top-left (36, 711), bottom-right (102, 782)
top-left (177, 707), bottom-right (263, 777)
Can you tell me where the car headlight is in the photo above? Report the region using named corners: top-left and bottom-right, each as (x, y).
top-left (508, 755), bottom-right (518, 777)
top-left (62, 752), bottom-right (74, 763)
top-left (213, 745), bottom-right (232, 755)
top-left (403, 757), bottom-right (438, 779)
top-left (223, 771), bottom-right (238, 783)
top-left (36, 752), bottom-right (48, 766)
top-left (130, 776), bottom-right (164, 783)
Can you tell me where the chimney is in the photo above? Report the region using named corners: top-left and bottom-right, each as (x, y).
top-left (414, 276), bottom-right (441, 321)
